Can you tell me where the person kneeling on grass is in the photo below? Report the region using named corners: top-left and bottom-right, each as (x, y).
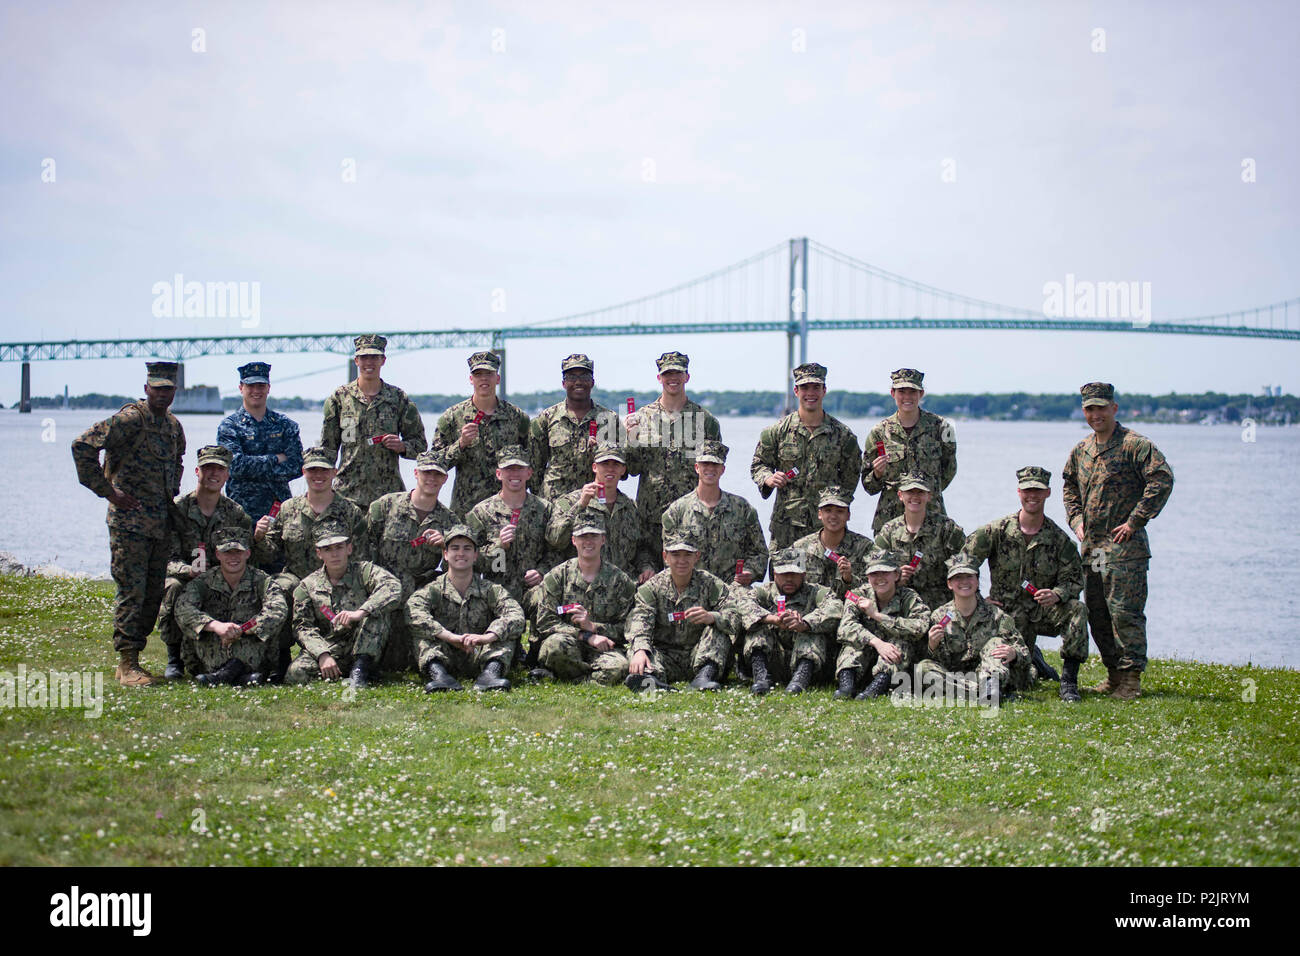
top-left (286, 522), bottom-right (402, 688)
top-left (834, 548), bottom-right (931, 701)
top-left (174, 527), bottom-right (289, 686)
top-left (741, 548), bottom-right (842, 696)
top-left (404, 525), bottom-right (524, 693)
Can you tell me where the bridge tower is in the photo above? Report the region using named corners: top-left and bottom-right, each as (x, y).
top-left (785, 237), bottom-right (809, 412)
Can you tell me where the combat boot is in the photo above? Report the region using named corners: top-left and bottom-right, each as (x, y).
top-left (1110, 670), bottom-right (1141, 701)
top-left (1059, 659), bottom-right (1082, 702)
top-left (348, 654), bottom-right (373, 689)
top-left (267, 647), bottom-right (291, 685)
top-left (473, 659), bottom-right (511, 692)
top-left (749, 650), bottom-right (772, 696)
top-left (1089, 666), bottom-right (1121, 694)
top-left (689, 662), bottom-right (721, 691)
top-left (855, 669), bottom-right (893, 700)
top-left (196, 658), bottom-right (249, 687)
top-left (625, 672), bottom-right (673, 693)
top-left (233, 670), bottom-right (265, 687)
top-left (1030, 644), bottom-right (1060, 682)
top-left (785, 659), bottom-right (814, 695)
top-left (423, 661), bottom-right (463, 693)
top-left (164, 644), bottom-right (185, 680)
top-left (979, 674), bottom-right (1014, 706)
top-left (528, 667), bottom-right (555, 683)
top-left (115, 649), bottom-right (157, 688)
top-left (833, 669), bottom-right (856, 700)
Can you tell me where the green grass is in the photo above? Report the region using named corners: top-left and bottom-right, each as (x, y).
top-left (2, 572), bottom-right (1297, 866)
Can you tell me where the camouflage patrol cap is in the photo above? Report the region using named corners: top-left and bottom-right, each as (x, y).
top-left (443, 524), bottom-right (479, 548)
top-left (213, 527), bottom-right (252, 552)
top-left (353, 334), bottom-right (387, 357)
top-left (662, 531), bottom-right (699, 553)
top-left (496, 444), bottom-right (530, 469)
top-left (818, 486), bottom-right (851, 508)
top-left (238, 361), bottom-right (271, 385)
top-left (302, 446), bottom-right (335, 469)
top-left (561, 353), bottom-right (594, 374)
top-left (146, 361), bottom-right (179, 387)
top-left (891, 368), bottom-right (925, 389)
top-left (865, 548), bottom-right (901, 574)
top-left (695, 440), bottom-right (728, 464)
top-left (196, 444), bottom-right (233, 468)
top-left (1016, 465), bottom-right (1051, 490)
top-left (415, 449), bottom-right (450, 473)
top-left (793, 362), bottom-right (828, 386)
top-left (468, 350), bottom-right (501, 373)
top-left (945, 552), bottom-right (980, 579)
top-left (1080, 382), bottom-right (1116, 407)
top-left (592, 441), bottom-right (626, 465)
top-left (572, 509), bottom-right (607, 536)
top-left (313, 521), bottom-right (351, 548)
top-left (898, 473), bottom-right (932, 492)
top-left (656, 351), bottom-right (690, 373)
top-left (772, 548), bottom-right (807, 574)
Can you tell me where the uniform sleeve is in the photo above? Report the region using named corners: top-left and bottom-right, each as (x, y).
top-left (527, 414), bottom-right (549, 496)
top-left (404, 581), bottom-right (446, 643)
top-left (217, 416), bottom-right (277, 480)
top-left (365, 498), bottom-right (387, 561)
top-left (601, 573), bottom-right (636, 647)
top-left (434, 407), bottom-right (467, 468)
top-left (732, 583), bottom-right (769, 632)
top-left (877, 592), bottom-right (931, 645)
top-left (750, 425), bottom-right (778, 499)
top-left (535, 566), bottom-right (577, 640)
top-left (861, 424), bottom-right (886, 496)
top-left (963, 521), bottom-right (996, 569)
top-left (626, 583), bottom-right (659, 656)
top-left (359, 563), bottom-right (402, 617)
top-left (398, 394), bottom-right (427, 461)
top-left (319, 392), bottom-right (342, 464)
top-left (253, 575), bottom-right (290, 641)
top-left (939, 417), bottom-right (957, 493)
top-left (943, 521), bottom-right (967, 561)
top-left (175, 577), bottom-right (213, 637)
top-left (659, 499), bottom-right (683, 538)
top-left (1125, 439), bottom-right (1174, 530)
top-left (705, 411), bottom-right (722, 442)
top-left (71, 410), bottom-right (133, 499)
top-left (705, 577), bottom-right (738, 637)
top-left (514, 405), bottom-right (532, 455)
top-left (487, 584), bottom-right (526, 641)
top-left (276, 417), bottom-right (304, 480)
top-left (996, 608), bottom-right (1028, 659)
top-left (347, 502), bottom-right (372, 564)
top-left (544, 495), bottom-right (577, 552)
top-left (838, 425), bottom-right (862, 502)
top-left (741, 508), bottom-right (768, 582)
top-left (1061, 449), bottom-right (1084, 535)
top-left (172, 421), bottom-right (185, 497)
top-left (802, 587), bottom-right (844, 635)
top-left (631, 512), bottom-right (657, 577)
top-left (836, 602), bottom-right (871, 651)
top-left (253, 508), bottom-right (284, 567)
top-left (1052, 532), bottom-right (1085, 603)
top-left (293, 583), bottom-right (332, 660)
top-left (466, 506), bottom-right (499, 576)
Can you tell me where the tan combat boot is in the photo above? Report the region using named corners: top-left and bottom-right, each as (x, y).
top-left (1109, 670), bottom-right (1141, 701)
top-left (115, 649), bottom-right (157, 687)
top-left (1089, 667), bottom-right (1121, 694)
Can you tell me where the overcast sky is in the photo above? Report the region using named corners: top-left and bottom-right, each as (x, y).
top-left (2, 0), bottom-right (1297, 405)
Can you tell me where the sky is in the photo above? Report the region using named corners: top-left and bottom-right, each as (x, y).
top-left (1, 0), bottom-right (1297, 405)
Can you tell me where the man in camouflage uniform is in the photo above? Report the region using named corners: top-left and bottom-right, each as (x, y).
top-left (366, 449), bottom-right (457, 673)
top-left (432, 350), bottom-right (531, 518)
top-left (917, 553), bottom-right (1030, 706)
top-left (834, 548), bottom-right (930, 700)
top-left (861, 368), bottom-right (957, 534)
top-left (874, 473), bottom-right (966, 611)
top-left (546, 442), bottom-right (655, 581)
top-left (751, 362), bottom-right (862, 551)
top-left (405, 525), bottom-right (524, 693)
top-left (1063, 382), bottom-right (1174, 701)
top-left (286, 522), bottom-right (401, 688)
top-left (965, 465), bottom-right (1088, 700)
top-left (624, 533), bottom-right (739, 692)
top-left (72, 361), bottom-right (186, 686)
top-left (528, 353), bottom-right (613, 501)
top-left (174, 528), bottom-right (290, 686)
top-left (533, 512), bottom-right (636, 685)
top-left (216, 361), bottom-right (304, 522)
top-left (157, 444), bottom-right (252, 679)
top-left (623, 350), bottom-right (722, 565)
top-left (789, 486), bottom-right (874, 600)
top-left (742, 548), bottom-right (843, 696)
top-left (319, 334), bottom-right (428, 507)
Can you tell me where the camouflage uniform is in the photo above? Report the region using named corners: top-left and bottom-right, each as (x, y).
top-left (535, 557), bottom-right (636, 685)
top-left (216, 362), bottom-right (304, 521)
top-left (790, 528), bottom-right (874, 600)
top-left (835, 587), bottom-right (930, 682)
top-left (433, 397), bottom-right (531, 518)
top-left (175, 564), bottom-right (289, 674)
top-left (742, 580), bottom-right (842, 684)
top-left (874, 511), bottom-right (966, 612)
top-left (528, 401), bottom-right (615, 502)
top-left (286, 560), bottom-right (402, 683)
top-left (918, 594), bottom-right (1031, 695)
top-left (72, 388), bottom-right (186, 653)
top-left (1062, 392), bottom-right (1174, 673)
top-left (546, 488), bottom-right (654, 579)
top-left (465, 490), bottom-right (556, 618)
top-left (253, 491), bottom-right (368, 583)
top-left (405, 574), bottom-right (524, 680)
top-left (660, 488), bottom-right (768, 584)
top-left (625, 568), bottom-right (738, 683)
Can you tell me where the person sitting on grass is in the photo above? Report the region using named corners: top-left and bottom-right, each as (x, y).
top-left (741, 547), bottom-right (842, 696)
top-left (833, 548), bottom-right (930, 701)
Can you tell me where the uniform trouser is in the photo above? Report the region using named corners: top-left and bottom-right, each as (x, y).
top-left (285, 615), bottom-right (390, 683)
top-left (418, 632), bottom-right (515, 682)
top-left (186, 633), bottom-right (274, 674)
top-left (915, 641), bottom-right (1030, 695)
top-left (637, 628), bottom-right (731, 683)
top-left (517, 583), bottom-right (544, 664)
top-left (538, 632), bottom-right (629, 685)
top-left (109, 530), bottom-right (170, 653)
top-left (1010, 599), bottom-right (1090, 665)
top-left (271, 573), bottom-right (304, 666)
top-left (835, 640), bottom-right (880, 681)
top-left (1084, 558), bottom-right (1149, 672)
top-left (744, 626), bottom-right (833, 684)
top-left (154, 575), bottom-right (203, 671)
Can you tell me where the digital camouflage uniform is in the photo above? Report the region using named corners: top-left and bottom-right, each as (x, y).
top-left (72, 394), bottom-right (186, 654)
top-left (535, 557), bottom-right (636, 685)
top-left (874, 511), bottom-right (966, 612)
top-left (405, 573), bottom-right (524, 680)
top-left (742, 580), bottom-right (842, 684)
top-left (433, 397), bottom-right (531, 518)
top-left (253, 493), bottom-right (369, 582)
top-left (660, 488), bottom-right (768, 585)
top-left (790, 528), bottom-right (874, 600)
top-left (861, 407), bottom-right (957, 534)
top-left (546, 488), bottom-right (654, 579)
top-left (286, 560), bottom-right (402, 683)
top-left (465, 491), bottom-right (556, 619)
top-left (625, 568), bottom-right (738, 683)
top-left (216, 365), bottom-right (304, 522)
top-left (835, 587), bottom-right (930, 682)
top-left (1062, 410), bottom-right (1174, 673)
top-left (175, 564), bottom-right (289, 674)
top-left (918, 595), bottom-right (1031, 696)
top-left (528, 400), bottom-right (615, 501)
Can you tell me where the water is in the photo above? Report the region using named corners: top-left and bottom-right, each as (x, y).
top-left (3, 408), bottom-right (1297, 669)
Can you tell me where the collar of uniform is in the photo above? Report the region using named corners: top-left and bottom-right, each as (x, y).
top-left (212, 567), bottom-right (257, 596)
top-left (553, 400), bottom-right (603, 424)
top-left (784, 409), bottom-right (836, 436)
top-left (347, 379), bottom-right (395, 404)
top-left (1093, 422), bottom-right (1127, 453)
top-left (440, 573), bottom-right (488, 604)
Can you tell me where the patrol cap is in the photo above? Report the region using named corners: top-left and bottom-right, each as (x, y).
top-left (213, 527), bottom-right (252, 552)
top-left (891, 368), bottom-right (925, 389)
top-left (496, 444), bottom-right (530, 469)
top-left (313, 521), bottom-right (351, 548)
top-left (592, 442), bottom-right (626, 465)
top-left (1016, 465), bottom-right (1051, 490)
top-left (238, 361), bottom-right (271, 385)
top-left (656, 351), bottom-right (690, 373)
top-left (196, 444), bottom-right (233, 468)
top-left (695, 440), bottom-right (728, 464)
top-left (865, 548), bottom-right (901, 574)
top-left (415, 449), bottom-right (450, 473)
top-left (792, 362), bottom-right (827, 386)
top-left (662, 531), bottom-right (699, 553)
top-left (819, 486), bottom-right (851, 508)
top-left (353, 334), bottom-right (387, 357)
top-left (572, 509), bottom-right (607, 536)
top-left (945, 552), bottom-right (980, 579)
top-left (302, 446), bottom-right (336, 469)
top-left (443, 524), bottom-right (479, 548)
top-left (468, 350), bottom-right (501, 373)
top-left (898, 473), bottom-right (932, 493)
top-left (1080, 382), bottom-right (1115, 407)
top-left (561, 353), bottom-right (594, 374)
top-left (146, 361), bottom-right (179, 387)
top-left (772, 548), bottom-right (807, 574)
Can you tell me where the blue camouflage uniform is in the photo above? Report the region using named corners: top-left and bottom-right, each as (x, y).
top-left (216, 363), bottom-right (304, 521)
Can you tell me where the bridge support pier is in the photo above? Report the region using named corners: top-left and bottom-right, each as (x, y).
top-left (175, 362), bottom-right (185, 391)
top-left (347, 358), bottom-right (357, 383)
top-left (19, 361), bottom-right (31, 413)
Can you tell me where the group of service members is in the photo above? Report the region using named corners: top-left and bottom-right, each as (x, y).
top-left (71, 334), bottom-right (1174, 704)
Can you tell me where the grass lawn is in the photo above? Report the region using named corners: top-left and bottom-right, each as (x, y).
top-left (1, 572), bottom-right (1297, 866)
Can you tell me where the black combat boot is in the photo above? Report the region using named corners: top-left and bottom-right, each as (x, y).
top-left (268, 646), bottom-right (291, 685)
top-left (1059, 659), bottom-right (1082, 702)
top-left (625, 672), bottom-right (673, 693)
top-left (1030, 643), bottom-right (1060, 682)
top-left (732, 639), bottom-right (750, 681)
top-left (164, 644), bottom-right (185, 680)
top-left (348, 654), bottom-right (373, 689)
top-left (979, 674), bottom-right (1013, 706)
top-left (528, 667), bottom-right (555, 683)
top-left (473, 659), bottom-right (511, 692)
top-left (749, 650), bottom-right (772, 696)
top-left (423, 661), bottom-right (463, 693)
top-left (855, 669), bottom-right (894, 700)
top-left (785, 659), bottom-right (814, 695)
top-left (833, 669), bottom-right (856, 700)
top-left (196, 658), bottom-right (249, 687)
top-left (689, 662), bottom-right (721, 691)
